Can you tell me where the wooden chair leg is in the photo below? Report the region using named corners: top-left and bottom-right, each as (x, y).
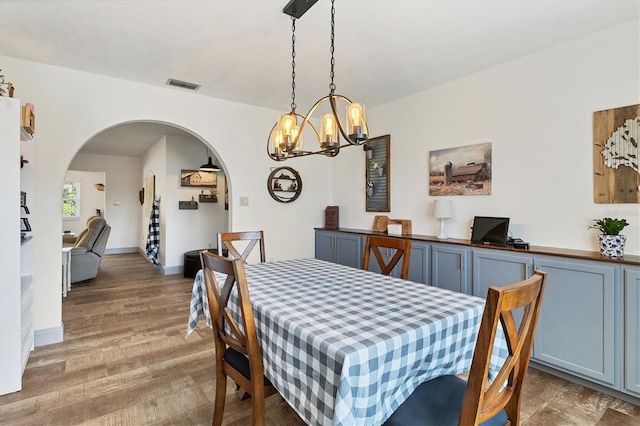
top-left (251, 393), bottom-right (266, 426)
top-left (212, 373), bottom-right (227, 426)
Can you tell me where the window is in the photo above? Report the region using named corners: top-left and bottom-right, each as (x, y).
top-left (62, 181), bottom-right (80, 220)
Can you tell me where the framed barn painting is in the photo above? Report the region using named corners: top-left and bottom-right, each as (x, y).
top-left (593, 104), bottom-right (639, 204)
top-left (429, 142), bottom-right (492, 196)
top-left (181, 170), bottom-right (217, 188)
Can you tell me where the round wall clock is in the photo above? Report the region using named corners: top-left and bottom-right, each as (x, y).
top-left (267, 166), bottom-right (302, 203)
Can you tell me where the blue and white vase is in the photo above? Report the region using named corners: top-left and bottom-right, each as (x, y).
top-left (598, 234), bottom-right (626, 257)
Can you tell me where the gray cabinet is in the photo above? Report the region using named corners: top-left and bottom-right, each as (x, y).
top-left (532, 257), bottom-right (617, 387)
top-left (471, 249), bottom-right (533, 298)
top-left (431, 244), bottom-right (469, 293)
top-left (314, 230), bottom-right (362, 269)
top-left (407, 241), bottom-right (429, 284)
top-left (624, 267), bottom-right (640, 397)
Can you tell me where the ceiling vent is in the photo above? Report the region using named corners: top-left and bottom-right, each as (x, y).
top-left (165, 78), bottom-right (201, 91)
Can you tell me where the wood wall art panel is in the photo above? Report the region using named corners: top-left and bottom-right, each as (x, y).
top-left (593, 104), bottom-right (640, 203)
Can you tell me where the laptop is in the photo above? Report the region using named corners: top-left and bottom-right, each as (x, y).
top-left (471, 216), bottom-right (510, 246)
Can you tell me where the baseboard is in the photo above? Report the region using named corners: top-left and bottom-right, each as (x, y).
top-left (34, 324), bottom-right (64, 347)
top-left (530, 362), bottom-right (640, 406)
top-left (105, 247), bottom-right (139, 255)
top-left (136, 248), bottom-right (182, 276)
top-left (161, 265), bottom-right (183, 276)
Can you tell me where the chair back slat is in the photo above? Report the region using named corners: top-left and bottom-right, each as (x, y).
top-left (362, 235), bottom-right (412, 280)
top-left (459, 270), bottom-right (547, 425)
top-left (218, 231), bottom-right (266, 263)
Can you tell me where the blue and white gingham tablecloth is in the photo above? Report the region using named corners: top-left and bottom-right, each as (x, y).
top-left (187, 258), bottom-right (508, 426)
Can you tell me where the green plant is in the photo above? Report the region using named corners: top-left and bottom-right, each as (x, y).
top-left (588, 218), bottom-right (629, 235)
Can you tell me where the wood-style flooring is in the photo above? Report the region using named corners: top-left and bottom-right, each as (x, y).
top-left (0, 253), bottom-right (638, 425)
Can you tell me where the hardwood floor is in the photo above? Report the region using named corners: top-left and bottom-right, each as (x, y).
top-left (0, 253), bottom-right (637, 425)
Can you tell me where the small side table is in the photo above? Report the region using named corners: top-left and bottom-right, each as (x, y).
top-left (62, 247), bottom-right (72, 297)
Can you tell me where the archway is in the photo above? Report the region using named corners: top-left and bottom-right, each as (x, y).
top-left (62, 120), bottom-right (230, 282)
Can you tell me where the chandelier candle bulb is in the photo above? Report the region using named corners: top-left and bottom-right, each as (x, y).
top-left (322, 114), bottom-right (337, 144)
top-left (280, 114), bottom-right (295, 136)
top-left (347, 103), bottom-right (366, 140)
top-left (291, 126), bottom-right (303, 151)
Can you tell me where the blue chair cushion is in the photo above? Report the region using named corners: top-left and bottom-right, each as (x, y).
top-left (223, 348), bottom-right (272, 387)
top-left (384, 375), bottom-right (509, 426)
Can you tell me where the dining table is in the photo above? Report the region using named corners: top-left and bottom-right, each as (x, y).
top-left (187, 257), bottom-right (508, 426)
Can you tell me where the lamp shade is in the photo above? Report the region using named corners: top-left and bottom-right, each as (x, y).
top-left (199, 156), bottom-right (221, 172)
top-left (433, 199), bottom-right (453, 219)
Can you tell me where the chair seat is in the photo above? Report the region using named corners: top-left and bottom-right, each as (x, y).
top-left (384, 375), bottom-right (508, 426)
top-left (223, 348), bottom-right (272, 387)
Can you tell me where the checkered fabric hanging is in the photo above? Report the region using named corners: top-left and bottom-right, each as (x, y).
top-left (145, 198), bottom-right (160, 265)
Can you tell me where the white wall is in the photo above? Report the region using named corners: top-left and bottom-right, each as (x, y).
top-left (69, 154), bottom-right (141, 250)
top-left (1, 55), bottom-right (331, 336)
top-left (334, 20), bottom-right (640, 256)
top-left (63, 170), bottom-right (105, 236)
top-left (164, 135), bottom-right (229, 270)
top-left (141, 136), bottom-right (168, 266)
top-left (139, 133), bottom-right (230, 271)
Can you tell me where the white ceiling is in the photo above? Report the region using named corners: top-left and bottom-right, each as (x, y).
top-left (1, 0), bottom-right (638, 157)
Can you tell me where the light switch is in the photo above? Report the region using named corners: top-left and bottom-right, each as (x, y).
top-left (239, 196), bottom-right (249, 206)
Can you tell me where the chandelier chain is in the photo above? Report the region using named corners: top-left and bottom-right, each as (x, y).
top-left (329, 0), bottom-right (336, 92)
top-left (291, 16), bottom-right (297, 112)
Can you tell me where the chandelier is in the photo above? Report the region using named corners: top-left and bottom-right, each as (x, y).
top-left (267, 0), bottom-right (369, 161)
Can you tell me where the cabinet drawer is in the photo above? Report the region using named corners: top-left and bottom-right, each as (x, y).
top-left (21, 320), bottom-right (34, 372)
top-left (21, 284), bottom-right (33, 322)
top-left (21, 310), bottom-right (33, 348)
top-left (20, 275), bottom-right (33, 296)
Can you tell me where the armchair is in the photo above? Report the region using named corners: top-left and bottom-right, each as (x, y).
top-left (70, 216), bottom-right (111, 283)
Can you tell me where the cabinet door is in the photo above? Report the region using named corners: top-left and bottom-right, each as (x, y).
top-left (533, 258), bottom-right (617, 387)
top-left (472, 250), bottom-right (533, 327)
top-left (624, 267), bottom-right (640, 397)
top-left (431, 245), bottom-right (469, 293)
top-left (315, 230), bottom-right (336, 263)
top-left (472, 250), bottom-right (533, 298)
top-left (335, 233), bottom-right (363, 269)
top-left (407, 242), bottom-right (429, 284)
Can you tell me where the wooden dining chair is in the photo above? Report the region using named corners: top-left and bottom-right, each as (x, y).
top-left (384, 270), bottom-right (547, 426)
top-left (200, 251), bottom-right (276, 426)
top-left (362, 235), bottom-right (412, 280)
top-left (217, 231), bottom-right (266, 263)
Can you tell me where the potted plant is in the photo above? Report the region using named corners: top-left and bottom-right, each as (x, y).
top-left (588, 218), bottom-right (629, 257)
top-left (0, 69), bottom-right (14, 97)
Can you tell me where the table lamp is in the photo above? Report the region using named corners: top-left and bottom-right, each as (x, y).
top-left (433, 199), bottom-right (453, 239)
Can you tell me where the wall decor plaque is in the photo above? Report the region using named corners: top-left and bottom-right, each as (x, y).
top-left (593, 104), bottom-right (639, 203)
top-left (365, 135), bottom-right (390, 212)
top-left (267, 166), bottom-right (302, 203)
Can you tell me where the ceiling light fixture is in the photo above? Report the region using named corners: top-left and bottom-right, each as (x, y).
top-left (268, 0), bottom-right (369, 161)
top-left (199, 147), bottom-right (221, 172)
